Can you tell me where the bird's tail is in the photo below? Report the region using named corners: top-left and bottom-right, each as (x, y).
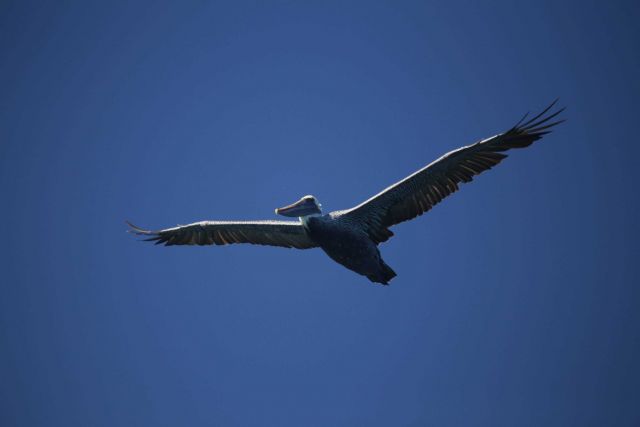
top-left (380, 261), bottom-right (397, 285)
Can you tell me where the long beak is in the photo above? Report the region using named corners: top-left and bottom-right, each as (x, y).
top-left (275, 198), bottom-right (308, 217)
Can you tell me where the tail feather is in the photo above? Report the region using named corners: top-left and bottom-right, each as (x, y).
top-left (379, 261), bottom-right (397, 285)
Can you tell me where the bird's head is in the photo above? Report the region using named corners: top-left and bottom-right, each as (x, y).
top-left (275, 195), bottom-right (322, 218)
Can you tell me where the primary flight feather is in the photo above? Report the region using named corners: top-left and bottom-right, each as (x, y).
top-left (128, 101), bottom-right (564, 284)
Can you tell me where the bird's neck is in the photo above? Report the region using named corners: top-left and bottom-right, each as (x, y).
top-left (300, 213), bottom-right (321, 227)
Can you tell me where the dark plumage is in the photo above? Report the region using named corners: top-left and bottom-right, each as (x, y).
top-left (128, 101), bottom-right (564, 285)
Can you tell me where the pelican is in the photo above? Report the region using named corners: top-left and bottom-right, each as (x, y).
top-left (128, 101), bottom-right (564, 285)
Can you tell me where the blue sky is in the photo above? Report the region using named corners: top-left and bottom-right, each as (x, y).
top-left (1, 1), bottom-right (639, 426)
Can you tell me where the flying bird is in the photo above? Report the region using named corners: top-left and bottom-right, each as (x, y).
top-left (128, 101), bottom-right (564, 285)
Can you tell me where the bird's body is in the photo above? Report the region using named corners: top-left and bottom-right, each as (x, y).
top-left (303, 214), bottom-right (396, 284)
top-left (128, 101), bottom-right (564, 285)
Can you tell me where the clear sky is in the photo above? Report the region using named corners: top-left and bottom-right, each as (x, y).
top-left (1, 1), bottom-right (639, 426)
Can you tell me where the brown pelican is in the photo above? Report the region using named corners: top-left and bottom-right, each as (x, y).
top-left (128, 101), bottom-right (564, 285)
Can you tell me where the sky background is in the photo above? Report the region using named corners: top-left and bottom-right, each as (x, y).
top-left (1, 1), bottom-right (639, 426)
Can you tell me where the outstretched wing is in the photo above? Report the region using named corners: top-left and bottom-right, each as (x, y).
top-left (338, 101), bottom-right (565, 244)
top-left (127, 220), bottom-right (317, 249)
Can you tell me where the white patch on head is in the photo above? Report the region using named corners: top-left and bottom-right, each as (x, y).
top-left (301, 195), bottom-right (321, 211)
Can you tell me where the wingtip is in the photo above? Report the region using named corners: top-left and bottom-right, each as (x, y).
top-left (125, 220), bottom-right (150, 235)
top-left (515, 99), bottom-right (566, 132)
top-left (513, 111), bottom-right (530, 128)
